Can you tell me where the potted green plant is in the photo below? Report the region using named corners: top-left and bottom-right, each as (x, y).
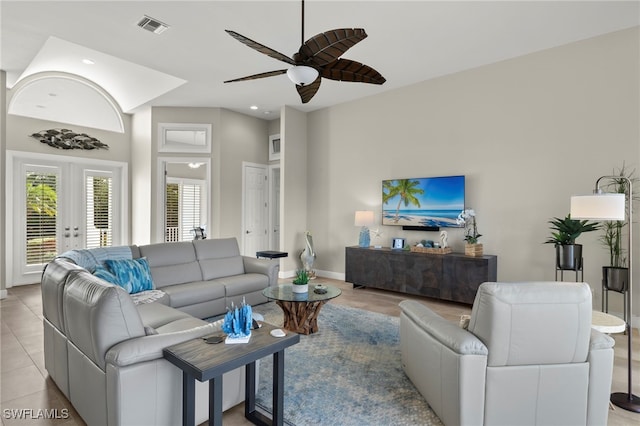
top-left (600, 221), bottom-right (628, 292)
top-left (292, 269), bottom-right (310, 293)
top-left (545, 214), bottom-right (600, 270)
top-left (599, 164), bottom-right (637, 292)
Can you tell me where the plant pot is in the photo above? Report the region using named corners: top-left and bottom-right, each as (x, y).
top-left (292, 283), bottom-right (308, 293)
top-left (555, 244), bottom-right (582, 270)
top-left (602, 266), bottom-right (628, 292)
top-left (465, 243), bottom-right (483, 257)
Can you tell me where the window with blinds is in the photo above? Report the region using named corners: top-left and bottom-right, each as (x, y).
top-left (25, 172), bottom-right (58, 265)
top-left (86, 175), bottom-right (113, 248)
top-left (165, 180), bottom-right (202, 242)
top-left (165, 183), bottom-right (180, 242)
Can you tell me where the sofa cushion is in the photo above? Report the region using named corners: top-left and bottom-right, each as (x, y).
top-left (139, 242), bottom-right (203, 288)
top-left (155, 317), bottom-right (210, 334)
top-left (105, 258), bottom-right (154, 294)
top-left (136, 302), bottom-right (198, 329)
top-left (161, 280), bottom-right (226, 309)
top-left (193, 238), bottom-right (244, 280)
top-left (63, 271), bottom-right (145, 369)
top-left (218, 273), bottom-right (269, 297)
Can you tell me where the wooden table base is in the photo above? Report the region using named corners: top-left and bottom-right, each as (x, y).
top-left (275, 300), bottom-right (328, 335)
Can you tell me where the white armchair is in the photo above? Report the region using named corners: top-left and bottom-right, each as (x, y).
top-left (400, 281), bottom-right (615, 426)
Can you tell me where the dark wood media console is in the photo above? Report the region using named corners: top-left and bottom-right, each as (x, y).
top-left (345, 246), bottom-right (497, 305)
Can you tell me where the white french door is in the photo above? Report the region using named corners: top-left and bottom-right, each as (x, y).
top-left (8, 152), bottom-right (127, 285)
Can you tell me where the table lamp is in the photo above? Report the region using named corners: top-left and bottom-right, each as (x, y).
top-left (354, 211), bottom-right (374, 248)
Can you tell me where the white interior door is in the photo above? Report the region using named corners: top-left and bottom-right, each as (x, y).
top-left (269, 166), bottom-right (281, 250)
top-left (242, 163), bottom-right (268, 256)
top-left (9, 153), bottom-right (126, 285)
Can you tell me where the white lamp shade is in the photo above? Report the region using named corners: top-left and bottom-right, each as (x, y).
top-left (287, 66), bottom-right (319, 86)
top-left (570, 193), bottom-right (625, 221)
top-left (354, 210), bottom-right (375, 227)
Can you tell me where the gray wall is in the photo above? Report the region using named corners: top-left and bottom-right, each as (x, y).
top-left (306, 27), bottom-right (640, 319)
top-left (137, 107), bottom-right (269, 246)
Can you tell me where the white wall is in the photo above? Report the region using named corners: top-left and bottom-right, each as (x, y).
top-left (217, 109), bottom-right (269, 246)
top-left (145, 107), bottom-right (269, 246)
top-left (307, 28), bottom-right (640, 319)
top-left (131, 107), bottom-right (152, 244)
top-left (1, 71), bottom-right (6, 298)
top-left (281, 106), bottom-right (308, 275)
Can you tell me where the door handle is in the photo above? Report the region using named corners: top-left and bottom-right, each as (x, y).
top-left (246, 230), bottom-right (251, 234)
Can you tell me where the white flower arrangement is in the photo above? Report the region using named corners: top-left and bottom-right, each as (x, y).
top-left (457, 209), bottom-right (482, 244)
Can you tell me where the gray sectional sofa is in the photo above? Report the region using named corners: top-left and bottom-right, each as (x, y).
top-left (41, 237), bottom-right (278, 426)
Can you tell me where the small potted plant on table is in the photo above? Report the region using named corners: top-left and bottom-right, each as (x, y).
top-left (292, 269), bottom-right (310, 293)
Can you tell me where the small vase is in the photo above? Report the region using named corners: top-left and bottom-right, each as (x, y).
top-left (292, 283), bottom-right (308, 293)
top-left (465, 243), bottom-right (483, 257)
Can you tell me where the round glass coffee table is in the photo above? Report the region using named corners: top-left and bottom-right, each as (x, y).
top-left (262, 284), bottom-right (341, 335)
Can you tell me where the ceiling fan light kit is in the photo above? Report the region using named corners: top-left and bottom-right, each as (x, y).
top-left (224, 0), bottom-right (385, 103)
top-left (287, 66), bottom-right (319, 86)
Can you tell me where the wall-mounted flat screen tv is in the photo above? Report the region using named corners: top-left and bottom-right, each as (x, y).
top-left (382, 175), bottom-right (465, 228)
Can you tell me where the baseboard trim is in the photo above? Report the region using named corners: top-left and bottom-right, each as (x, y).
top-left (0, 289), bottom-right (7, 299)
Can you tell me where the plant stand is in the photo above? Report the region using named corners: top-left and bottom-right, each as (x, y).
top-left (555, 245), bottom-right (583, 282)
top-left (602, 266), bottom-right (629, 325)
top-left (555, 263), bottom-right (583, 282)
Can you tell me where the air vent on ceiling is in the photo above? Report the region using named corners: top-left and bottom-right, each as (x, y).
top-left (137, 15), bottom-right (169, 34)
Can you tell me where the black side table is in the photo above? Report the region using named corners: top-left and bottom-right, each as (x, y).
top-left (256, 250), bottom-right (288, 259)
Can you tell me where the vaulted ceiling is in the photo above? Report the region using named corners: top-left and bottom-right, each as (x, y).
top-left (2, 1), bottom-right (638, 128)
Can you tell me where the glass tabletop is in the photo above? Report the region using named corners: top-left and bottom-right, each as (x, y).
top-left (262, 284), bottom-right (342, 302)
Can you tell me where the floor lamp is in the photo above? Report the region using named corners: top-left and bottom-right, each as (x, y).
top-left (571, 175), bottom-right (640, 412)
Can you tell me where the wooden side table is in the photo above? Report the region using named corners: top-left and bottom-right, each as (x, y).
top-left (163, 322), bottom-right (299, 426)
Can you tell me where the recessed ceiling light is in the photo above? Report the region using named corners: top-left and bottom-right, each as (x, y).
top-left (36, 105), bottom-right (46, 109)
top-left (264, 111), bottom-right (272, 115)
top-left (250, 105), bottom-right (258, 110)
top-left (48, 93), bottom-right (57, 97)
top-left (82, 58), bottom-right (95, 65)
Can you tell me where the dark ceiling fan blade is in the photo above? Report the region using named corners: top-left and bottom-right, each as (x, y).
top-left (296, 77), bottom-right (321, 103)
top-left (321, 59), bottom-right (386, 84)
top-left (224, 69), bottom-right (288, 83)
top-left (225, 30), bottom-right (296, 65)
top-left (298, 28), bottom-right (367, 66)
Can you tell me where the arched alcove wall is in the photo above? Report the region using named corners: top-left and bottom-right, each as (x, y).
top-left (7, 72), bottom-right (125, 133)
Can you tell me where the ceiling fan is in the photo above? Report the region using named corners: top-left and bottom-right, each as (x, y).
top-left (224, 0), bottom-right (386, 103)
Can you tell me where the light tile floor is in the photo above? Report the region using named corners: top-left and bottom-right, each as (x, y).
top-left (1, 280), bottom-right (638, 425)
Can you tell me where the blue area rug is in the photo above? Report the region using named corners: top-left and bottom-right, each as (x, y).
top-left (250, 302), bottom-right (443, 426)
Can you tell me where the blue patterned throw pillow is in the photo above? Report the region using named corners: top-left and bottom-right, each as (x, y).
top-left (104, 258), bottom-right (154, 294)
top-left (93, 266), bottom-right (121, 286)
